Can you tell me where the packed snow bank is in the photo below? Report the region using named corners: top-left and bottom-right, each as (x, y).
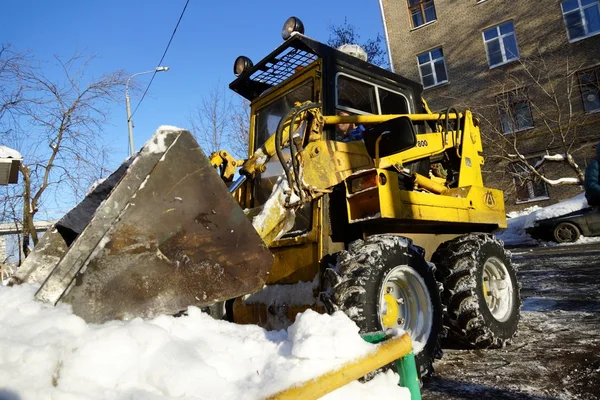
top-left (0, 284), bottom-right (410, 400)
top-left (497, 193), bottom-right (589, 246)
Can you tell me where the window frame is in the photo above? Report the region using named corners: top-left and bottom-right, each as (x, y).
top-left (408, 0), bottom-right (437, 29)
top-left (417, 48), bottom-right (449, 89)
top-left (578, 65), bottom-right (600, 113)
top-left (482, 21), bottom-right (520, 68)
top-left (561, 0), bottom-right (600, 42)
top-left (496, 89), bottom-right (534, 134)
top-left (511, 161), bottom-right (550, 204)
top-left (334, 73), bottom-right (412, 116)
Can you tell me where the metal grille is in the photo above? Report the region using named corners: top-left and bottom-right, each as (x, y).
top-left (250, 47), bottom-right (317, 87)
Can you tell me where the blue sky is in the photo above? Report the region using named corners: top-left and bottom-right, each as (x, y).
top-left (1, 0), bottom-right (386, 168)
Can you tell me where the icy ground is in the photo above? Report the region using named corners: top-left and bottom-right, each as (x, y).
top-left (0, 284), bottom-right (410, 400)
top-left (497, 193), bottom-right (600, 246)
top-left (423, 243), bottom-right (600, 400)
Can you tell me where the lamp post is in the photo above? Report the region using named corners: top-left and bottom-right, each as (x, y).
top-left (125, 66), bottom-right (170, 156)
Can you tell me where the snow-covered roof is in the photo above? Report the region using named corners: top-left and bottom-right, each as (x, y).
top-left (0, 145), bottom-right (22, 160)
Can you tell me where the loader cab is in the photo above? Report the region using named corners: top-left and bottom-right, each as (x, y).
top-left (228, 22), bottom-right (426, 284)
top-left (230, 33), bottom-right (424, 144)
top-left (228, 29), bottom-right (425, 207)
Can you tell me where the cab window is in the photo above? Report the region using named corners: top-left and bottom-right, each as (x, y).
top-left (336, 73), bottom-right (410, 115)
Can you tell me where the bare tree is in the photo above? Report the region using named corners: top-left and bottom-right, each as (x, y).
top-left (189, 85), bottom-right (249, 160)
top-left (327, 18), bottom-right (387, 68)
top-left (1, 50), bottom-right (127, 256)
top-left (451, 50), bottom-right (596, 198)
top-left (0, 45), bottom-right (29, 136)
top-left (229, 98), bottom-right (250, 159)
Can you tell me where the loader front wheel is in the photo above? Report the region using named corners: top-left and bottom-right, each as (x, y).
top-left (432, 234), bottom-right (521, 349)
top-left (321, 235), bottom-right (443, 377)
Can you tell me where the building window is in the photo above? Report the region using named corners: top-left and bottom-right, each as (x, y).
top-left (511, 162), bottom-right (549, 203)
top-left (483, 22), bottom-right (520, 68)
top-left (561, 0), bottom-right (600, 41)
top-left (417, 48), bottom-right (448, 88)
top-left (408, 0), bottom-right (437, 28)
top-left (496, 90), bottom-right (534, 134)
top-left (578, 66), bottom-right (600, 112)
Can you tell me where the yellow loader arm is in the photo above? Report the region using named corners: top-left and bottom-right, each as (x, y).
top-left (210, 103), bottom-right (489, 245)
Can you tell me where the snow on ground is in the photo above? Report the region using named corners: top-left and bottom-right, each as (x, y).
top-left (497, 192), bottom-right (600, 246)
top-left (0, 284), bottom-right (410, 400)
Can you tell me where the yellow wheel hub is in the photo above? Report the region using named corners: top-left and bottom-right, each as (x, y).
top-left (382, 293), bottom-right (399, 327)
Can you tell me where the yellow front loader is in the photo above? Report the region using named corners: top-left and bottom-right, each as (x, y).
top-left (12, 17), bottom-right (521, 391)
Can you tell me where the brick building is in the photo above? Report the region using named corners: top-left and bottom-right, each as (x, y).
top-left (380, 0), bottom-right (600, 211)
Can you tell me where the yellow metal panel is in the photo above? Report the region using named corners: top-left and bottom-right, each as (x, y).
top-left (267, 243), bottom-right (319, 284)
top-left (347, 169), bottom-right (505, 228)
top-left (457, 111), bottom-right (484, 187)
top-left (302, 140), bottom-right (373, 191)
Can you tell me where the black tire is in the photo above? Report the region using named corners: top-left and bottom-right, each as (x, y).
top-left (320, 235), bottom-right (443, 377)
top-left (553, 221), bottom-right (580, 243)
top-left (432, 233), bottom-right (521, 349)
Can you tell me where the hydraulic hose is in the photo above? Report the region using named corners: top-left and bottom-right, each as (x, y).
top-left (274, 102), bottom-right (321, 206)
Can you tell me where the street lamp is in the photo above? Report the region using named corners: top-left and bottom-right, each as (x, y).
top-left (125, 66), bottom-right (170, 156)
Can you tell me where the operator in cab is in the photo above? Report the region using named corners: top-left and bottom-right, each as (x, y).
top-left (335, 110), bottom-right (365, 142)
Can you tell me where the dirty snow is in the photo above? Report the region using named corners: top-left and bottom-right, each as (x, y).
top-left (497, 193), bottom-right (593, 246)
top-left (252, 175), bottom-right (297, 241)
top-left (253, 148), bottom-right (269, 167)
top-left (0, 284), bottom-right (409, 400)
top-left (143, 126), bottom-right (183, 154)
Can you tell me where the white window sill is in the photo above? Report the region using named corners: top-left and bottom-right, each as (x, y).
top-left (489, 58), bottom-right (519, 69)
top-left (568, 30), bottom-right (600, 43)
top-left (410, 20), bottom-right (437, 32)
top-left (423, 81), bottom-right (449, 90)
top-left (502, 125), bottom-right (534, 135)
top-left (516, 196), bottom-right (550, 205)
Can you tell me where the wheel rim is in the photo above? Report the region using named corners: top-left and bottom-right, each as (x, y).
top-left (482, 256), bottom-right (514, 322)
top-left (379, 266), bottom-right (432, 354)
top-left (556, 224), bottom-right (577, 242)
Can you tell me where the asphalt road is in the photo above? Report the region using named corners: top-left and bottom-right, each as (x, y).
top-left (422, 242), bottom-right (600, 400)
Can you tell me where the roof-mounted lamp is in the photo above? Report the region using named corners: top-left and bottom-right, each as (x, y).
top-left (233, 56), bottom-right (254, 77)
top-left (282, 16), bottom-right (304, 40)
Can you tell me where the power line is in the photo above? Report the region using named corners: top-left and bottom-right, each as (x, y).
top-left (130, 0), bottom-right (190, 119)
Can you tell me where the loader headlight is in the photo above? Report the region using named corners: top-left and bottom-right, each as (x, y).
top-left (282, 16), bottom-right (304, 40)
top-left (234, 56), bottom-right (253, 77)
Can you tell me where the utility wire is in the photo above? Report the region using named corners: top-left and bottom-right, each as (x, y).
top-left (130, 0), bottom-right (190, 120)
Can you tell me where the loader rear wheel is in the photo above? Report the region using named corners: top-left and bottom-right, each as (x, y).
top-left (320, 235), bottom-right (443, 377)
top-left (432, 234), bottom-right (521, 349)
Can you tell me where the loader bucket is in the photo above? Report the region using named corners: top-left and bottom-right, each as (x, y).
top-left (14, 127), bottom-right (273, 323)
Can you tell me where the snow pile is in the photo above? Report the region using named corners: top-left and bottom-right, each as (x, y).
top-left (252, 175), bottom-right (297, 242)
top-left (497, 193), bottom-right (590, 246)
top-left (0, 284), bottom-right (410, 400)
